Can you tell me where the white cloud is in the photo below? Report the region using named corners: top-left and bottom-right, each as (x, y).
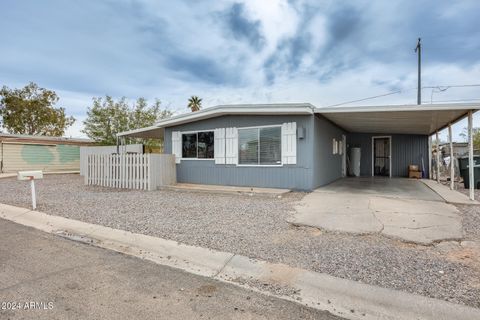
top-left (1, 0), bottom-right (480, 140)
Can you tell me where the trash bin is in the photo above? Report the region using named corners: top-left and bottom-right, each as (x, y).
top-left (460, 164), bottom-right (480, 189)
top-left (458, 156), bottom-right (480, 171)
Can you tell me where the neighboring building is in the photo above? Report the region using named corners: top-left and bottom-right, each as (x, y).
top-left (439, 142), bottom-right (469, 157)
top-left (0, 133), bottom-right (93, 173)
top-left (118, 103), bottom-right (480, 190)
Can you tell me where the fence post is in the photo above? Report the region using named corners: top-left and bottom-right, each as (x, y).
top-left (129, 154), bottom-right (133, 189)
top-left (84, 155), bottom-right (89, 185)
top-left (147, 154), bottom-right (151, 191)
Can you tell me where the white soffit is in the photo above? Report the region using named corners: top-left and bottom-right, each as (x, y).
top-left (117, 126), bottom-right (165, 139)
top-left (316, 103), bottom-right (480, 135)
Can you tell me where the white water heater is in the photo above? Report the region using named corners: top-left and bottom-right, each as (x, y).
top-left (350, 147), bottom-right (361, 177)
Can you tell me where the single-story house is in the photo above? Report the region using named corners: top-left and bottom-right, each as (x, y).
top-left (117, 103), bottom-right (480, 191)
top-left (0, 133), bottom-right (93, 173)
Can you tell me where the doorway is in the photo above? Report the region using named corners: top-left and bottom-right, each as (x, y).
top-left (372, 136), bottom-right (391, 177)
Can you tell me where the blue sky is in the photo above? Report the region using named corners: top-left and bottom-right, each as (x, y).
top-left (1, 0), bottom-right (479, 140)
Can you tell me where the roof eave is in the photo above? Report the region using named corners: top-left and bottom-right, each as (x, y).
top-left (154, 104), bottom-right (315, 128)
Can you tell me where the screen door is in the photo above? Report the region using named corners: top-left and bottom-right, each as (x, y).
top-left (373, 137), bottom-right (391, 177)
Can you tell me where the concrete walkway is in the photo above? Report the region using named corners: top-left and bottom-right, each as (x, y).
top-left (290, 178), bottom-right (465, 245)
top-left (1, 203), bottom-right (479, 320)
top-left (421, 179), bottom-right (480, 205)
top-left (0, 171), bottom-right (80, 179)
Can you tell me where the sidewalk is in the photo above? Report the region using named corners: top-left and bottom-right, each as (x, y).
top-left (0, 171), bottom-right (80, 179)
top-left (1, 202), bottom-right (479, 320)
top-left (421, 179), bottom-right (480, 205)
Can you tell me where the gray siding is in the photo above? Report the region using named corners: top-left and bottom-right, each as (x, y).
top-left (164, 115), bottom-right (315, 190)
top-left (312, 115), bottom-right (345, 188)
top-left (346, 133), bottom-right (429, 177)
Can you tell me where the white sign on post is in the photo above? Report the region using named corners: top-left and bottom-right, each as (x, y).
top-left (17, 171), bottom-right (43, 210)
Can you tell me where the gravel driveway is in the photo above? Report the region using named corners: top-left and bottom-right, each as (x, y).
top-left (1, 174), bottom-right (480, 308)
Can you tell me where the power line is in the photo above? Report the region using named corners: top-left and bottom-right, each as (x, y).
top-left (423, 84), bottom-right (480, 89)
top-left (326, 84), bottom-right (480, 108)
top-left (427, 98), bottom-right (480, 103)
top-left (326, 90), bottom-right (407, 107)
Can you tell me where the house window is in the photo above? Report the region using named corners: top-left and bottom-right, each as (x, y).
top-left (182, 131), bottom-right (214, 159)
top-left (238, 126), bottom-right (281, 165)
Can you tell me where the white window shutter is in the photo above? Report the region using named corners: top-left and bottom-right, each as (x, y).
top-left (214, 128), bottom-right (226, 164)
top-left (282, 122), bottom-right (297, 164)
top-left (225, 127), bottom-right (238, 165)
top-left (172, 131), bottom-right (182, 163)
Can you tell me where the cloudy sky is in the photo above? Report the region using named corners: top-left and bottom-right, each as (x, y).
top-left (1, 0), bottom-right (479, 140)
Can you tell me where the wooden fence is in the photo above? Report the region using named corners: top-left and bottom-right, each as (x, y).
top-left (85, 154), bottom-right (176, 191)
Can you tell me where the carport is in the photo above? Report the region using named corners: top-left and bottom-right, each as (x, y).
top-left (315, 103), bottom-right (480, 200)
top-left (317, 176), bottom-right (443, 202)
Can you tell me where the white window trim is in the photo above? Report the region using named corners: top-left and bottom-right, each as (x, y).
top-left (180, 130), bottom-right (215, 160)
top-left (237, 124), bottom-right (283, 167)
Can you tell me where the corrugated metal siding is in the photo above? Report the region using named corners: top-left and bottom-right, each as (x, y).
top-left (1, 143), bottom-right (81, 172)
top-left (346, 133), bottom-right (429, 177)
top-left (391, 135), bottom-right (429, 177)
top-left (164, 115), bottom-right (315, 190)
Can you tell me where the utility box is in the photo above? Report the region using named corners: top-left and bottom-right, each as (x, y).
top-left (17, 170), bottom-right (43, 181)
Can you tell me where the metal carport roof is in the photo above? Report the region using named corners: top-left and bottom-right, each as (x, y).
top-left (117, 102), bottom-right (480, 138)
top-left (315, 103), bottom-right (480, 135)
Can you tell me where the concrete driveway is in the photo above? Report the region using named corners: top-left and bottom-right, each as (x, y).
top-left (290, 177), bottom-right (464, 245)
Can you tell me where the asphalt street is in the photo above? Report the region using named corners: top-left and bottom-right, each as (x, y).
top-left (0, 219), bottom-right (342, 320)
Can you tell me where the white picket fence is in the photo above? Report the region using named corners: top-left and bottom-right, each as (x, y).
top-left (85, 154), bottom-right (176, 191)
top-left (80, 144), bottom-right (143, 176)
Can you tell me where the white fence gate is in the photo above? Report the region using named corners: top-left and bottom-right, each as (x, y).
top-left (85, 154), bottom-right (176, 191)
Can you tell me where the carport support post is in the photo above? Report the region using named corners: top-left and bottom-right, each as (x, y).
top-left (436, 130), bottom-right (440, 183)
top-left (449, 124), bottom-right (454, 190)
top-left (428, 136), bottom-right (432, 179)
top-left (468, 111), bottom-right (474, 200)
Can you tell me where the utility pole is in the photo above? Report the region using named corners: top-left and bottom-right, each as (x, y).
top-left (415, 37), bottom-right (422, 105)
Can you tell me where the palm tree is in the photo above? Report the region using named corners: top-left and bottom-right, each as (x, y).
top-left (187, 96), bottom-right (202, 112)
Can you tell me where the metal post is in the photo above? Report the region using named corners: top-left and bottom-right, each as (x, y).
top-left (449, 124), bottom-right (454, 190)
top-left (468, 111), bottom-right (474, 200)
top-left (30, 178), bottom-right (36, 210)
top-left (436, 130), bottom-right (440, 183)
top-left (428, 135), bottom-right (432, 179)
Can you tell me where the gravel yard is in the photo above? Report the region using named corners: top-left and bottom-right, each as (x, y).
top-left (1, 174), bottom-right (480, 308)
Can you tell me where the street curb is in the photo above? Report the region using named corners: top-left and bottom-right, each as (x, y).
top-left (1, 203), bottom-right (479, 320)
